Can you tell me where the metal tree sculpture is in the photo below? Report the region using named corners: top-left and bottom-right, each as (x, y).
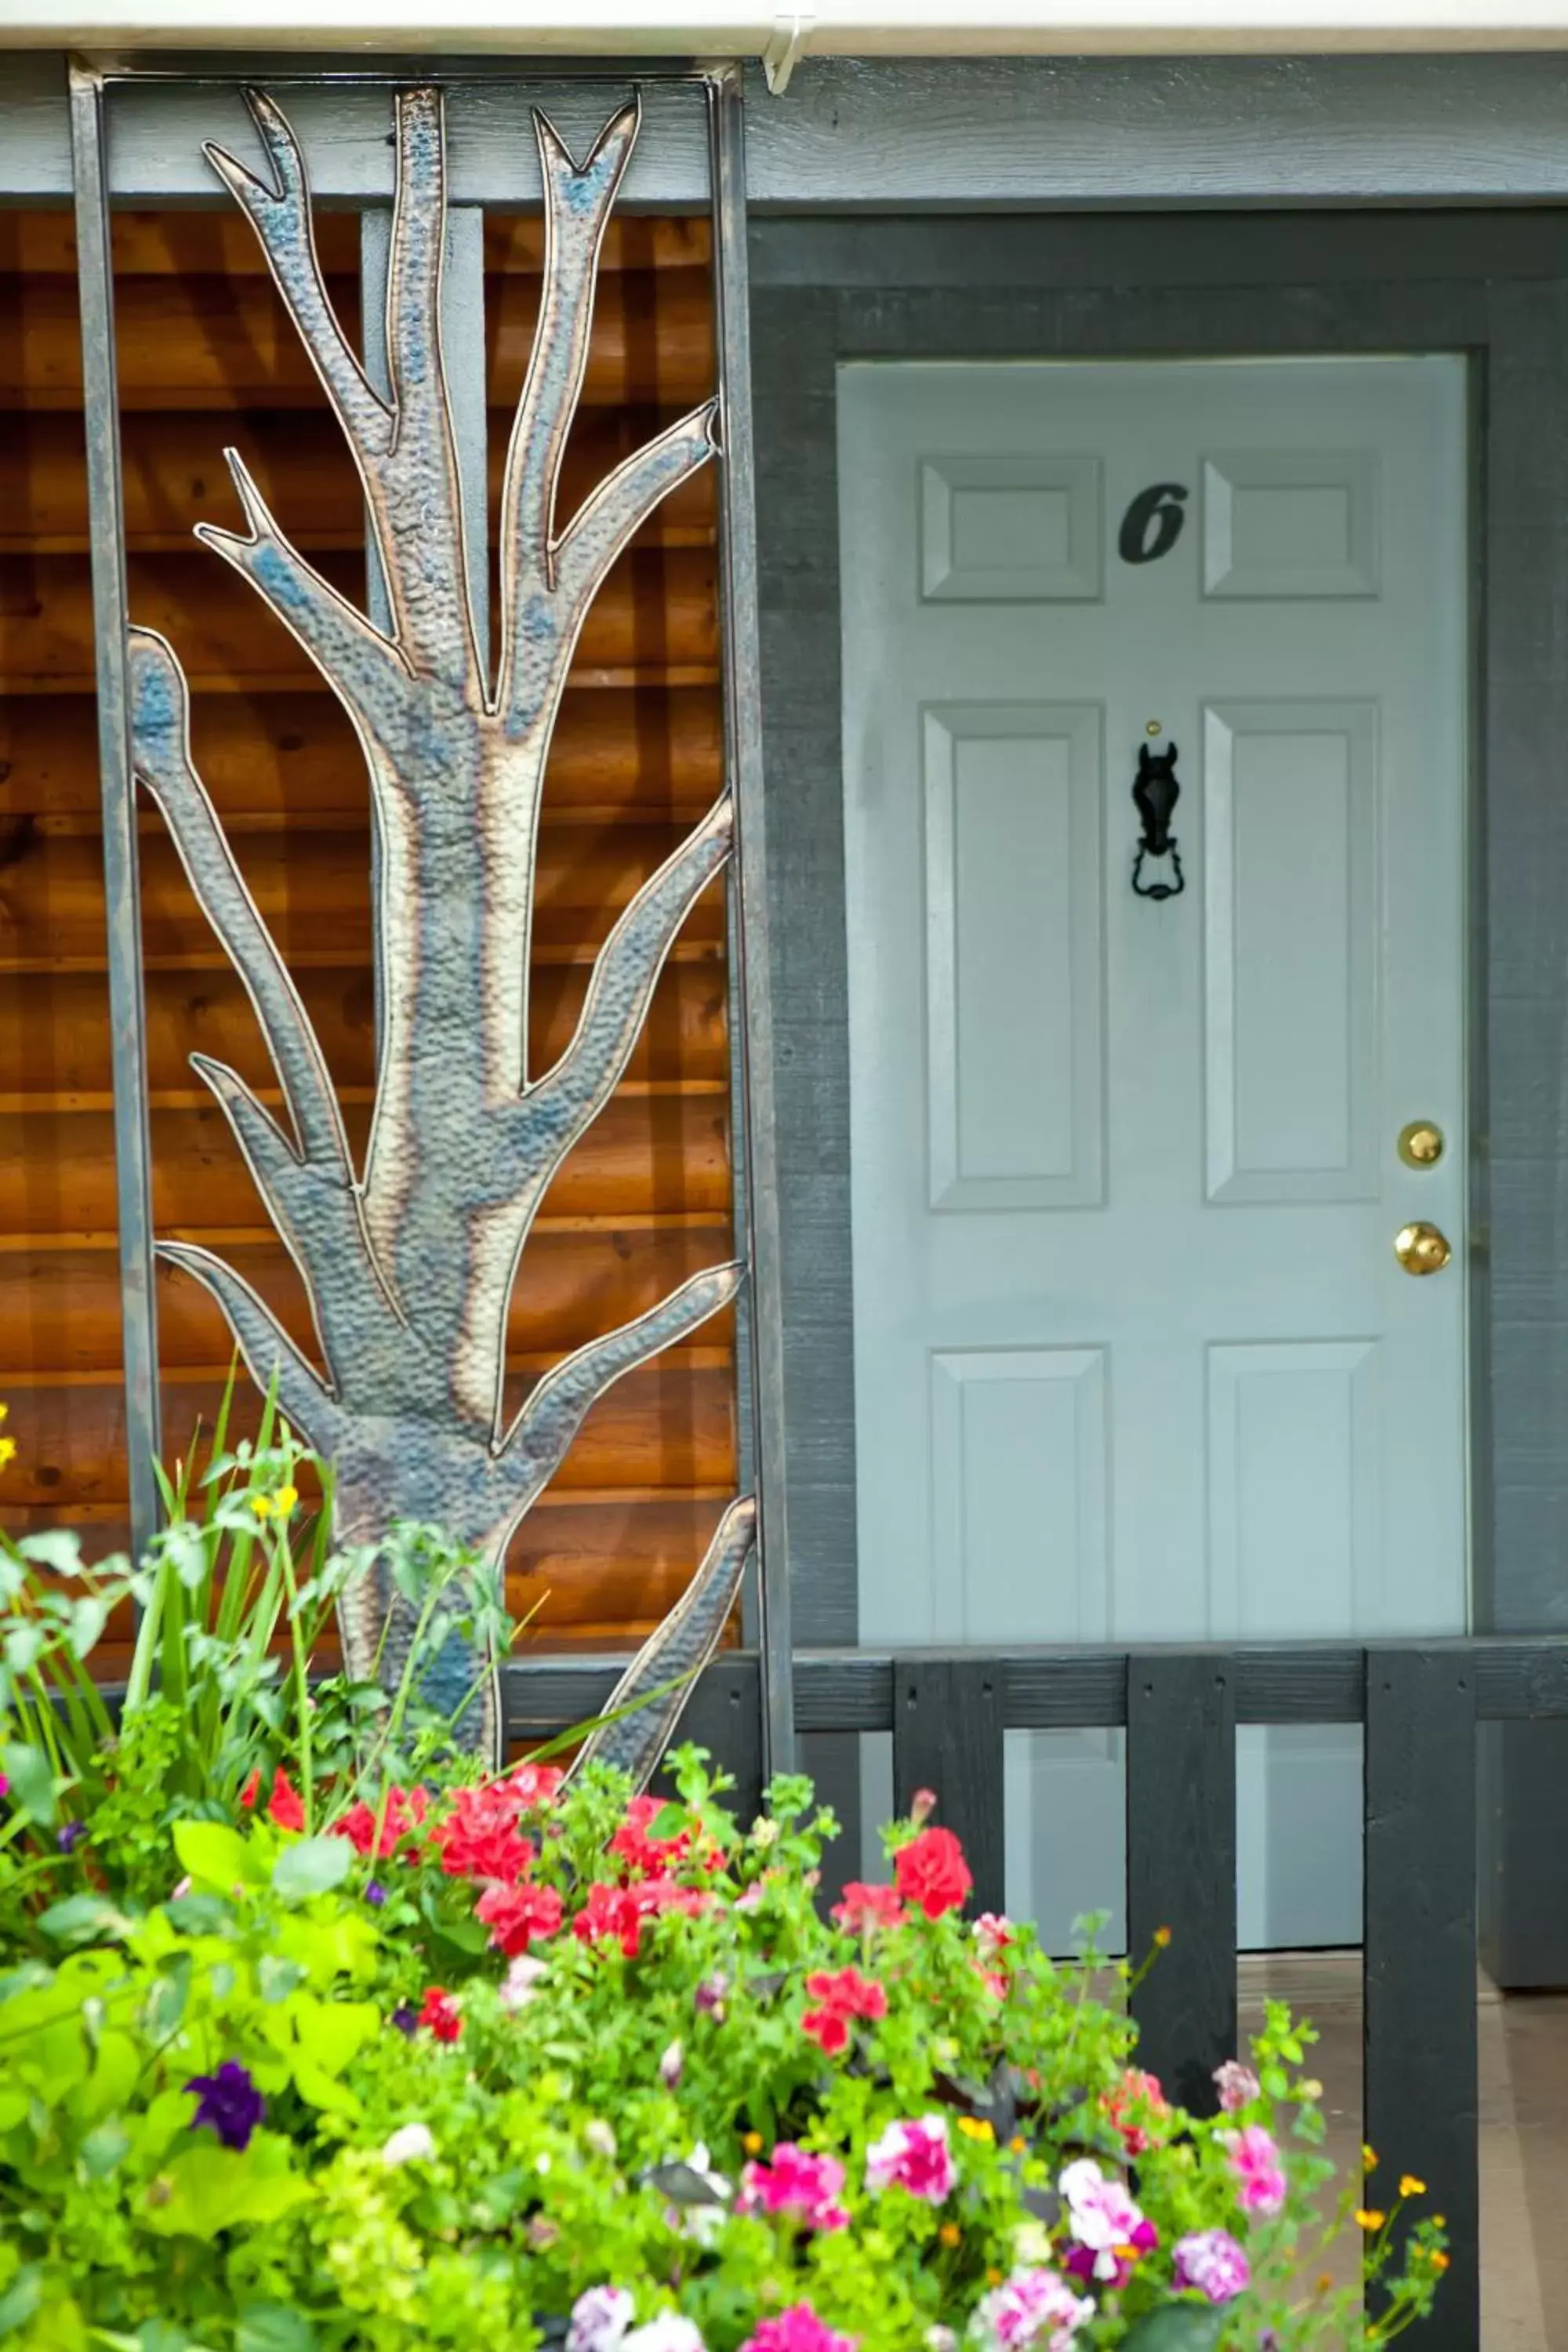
top-left (126, 85), bottom-right (754, 1767)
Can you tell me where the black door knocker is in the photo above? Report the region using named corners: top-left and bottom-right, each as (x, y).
top-left (1131, 742), bottom-right (1185, 903)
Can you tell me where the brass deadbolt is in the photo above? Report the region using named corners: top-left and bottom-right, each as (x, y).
top-left (1398, 1120), bottom-right (1446, 1170)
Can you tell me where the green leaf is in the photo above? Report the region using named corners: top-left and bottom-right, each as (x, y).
top-left (162, 1893), bottom-right (232, 1938)
top-left (17, 1529), bottom-right (83, 1575)
top-left (38, 1894), bottom-right (131, 1947)
top-left (143, 2131), bottom-right (310, 2240)
top-left (647, 1802), bottom-right (689, 1842)
top-left (67, 1595), bottom-right (111, 1661)
top-left (2, 1624), bottom-right (43, 1675)
top-left (143, 1951), bottom-right (193, 2042)
top-left (173, 1819), bottom-right (264, 1890)
top-left (1120, 2302), bottom-right (1235, 2352)
top-left (0, 1740), bottom-right (54, 1828)
top-left (78, 2119), bottom-right (132, 2179)
top-left (271, 1836), bottom-right (351, 1902)
top-left (0, 2264), bottom-right (42, 2336)
top-left (238, 2308), bottom-right (315, 2352)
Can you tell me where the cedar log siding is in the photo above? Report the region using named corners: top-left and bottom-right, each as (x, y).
top-left (0, 207), bottom-right (737, 1667)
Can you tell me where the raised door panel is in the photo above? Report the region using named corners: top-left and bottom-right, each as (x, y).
top-left (1202, 449), bottom-right (1381, 599)
top-left (1203, 700), bottom-right (1379, 1203)
top-left (920, 454), bottom-right (1102, 603)
top-left (924, 703), bottom-right (1105, 1210)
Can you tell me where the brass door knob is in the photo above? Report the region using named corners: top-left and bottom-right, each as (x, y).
top-left (1395, 1221), bottom-right (1453, 1276)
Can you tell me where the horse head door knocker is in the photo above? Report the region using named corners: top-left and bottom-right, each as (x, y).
top-left (1131, 741), bottom-right (1185, 902)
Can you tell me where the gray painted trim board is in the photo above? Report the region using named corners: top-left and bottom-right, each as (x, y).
top-left (14, 53), bottom-right (1568, 205)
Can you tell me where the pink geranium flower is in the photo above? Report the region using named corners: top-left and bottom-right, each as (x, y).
top-left (1174, 2228), bottom-right (1252, 2303)
top-left (739, 2304), bottom-right (855, 2352)
top-left (1220, 2123), bottom-right (1287, 2216)
top-left (739, 2143), bottom-right (849, 2231)
top-left (864, 2114), bottom-right (954, 2203)
top-left (970, 2267), bottom-right (1094, 2352)
top-left (1213, 2059), bottom-right (1261, 2113)
top-left (832, 1881), bottom-right (906, 1931)
top-left (1058, 2158), bottom-right (1158, 2286)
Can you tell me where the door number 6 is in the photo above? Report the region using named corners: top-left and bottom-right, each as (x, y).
top-left (1118, 482), bottom-right (1189, 565)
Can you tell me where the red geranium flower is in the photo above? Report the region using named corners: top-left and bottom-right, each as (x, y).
top-left (608, 1793), bottom-right (692, 1878)
top-left (417, 1986), bottom-right (463, 2042)
top-left (800, 1965), bottom-right (887, 2053)
top-left (476, 1878), bottom-right (564, 1956)
top-left (433, 1785), bottom-right (534, 1883)
top-left (832, 1881), bottom-right (906, 1931)
top-left (332, 1785), bottom-right (428, 1859)
top-left (892, 1825), bottom-right (972, 1919)
top-left (241, 1766), bottom-right (304, 1832)
top-left (501, 1761), bottom-right (565, 1812)
top-left (572, 1875), bottom-right (708, 1960)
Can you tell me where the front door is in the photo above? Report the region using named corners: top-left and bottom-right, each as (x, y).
top-left (838, 357), bottom-right (1468, 1951)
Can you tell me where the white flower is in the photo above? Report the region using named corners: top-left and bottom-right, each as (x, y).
top-left (659, 2038), bottom-right (684, 2088)
top-left (622, 2320), bottom-right (705, 2352)
top-left (584, 2118), bottom-right (618, 2159)
top-left (380, 2122), bottom-right (436, 2168)
top-left (567, 2286), bottom-right (635, 2352)
top-left (499, 1952), bottom-right (550, 2013)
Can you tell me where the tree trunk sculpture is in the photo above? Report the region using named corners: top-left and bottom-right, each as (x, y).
top-left (126, 85), bottom-right (755, 1769)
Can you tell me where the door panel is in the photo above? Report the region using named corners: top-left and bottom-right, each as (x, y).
top-left (839, 357), bottom-right (1468, 1951)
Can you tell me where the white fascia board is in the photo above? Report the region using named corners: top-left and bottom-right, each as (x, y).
top-left (7, 0), bottom-right (1568, 54)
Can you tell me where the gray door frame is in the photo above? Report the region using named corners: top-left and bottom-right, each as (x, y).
top-left (752, 209), bottom-right (1568, 1982)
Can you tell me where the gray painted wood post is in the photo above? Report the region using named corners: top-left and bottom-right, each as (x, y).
top-left (1364, 1646), bottom-right (1478, 2350)
top-left (1127, 1649), bottom-right (1237, 2115)
top-left (891, 1657), bottom-right (1006, 1917)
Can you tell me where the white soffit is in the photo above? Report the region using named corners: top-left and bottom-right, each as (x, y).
top-left (5, 0), bottom-right (1568, 54)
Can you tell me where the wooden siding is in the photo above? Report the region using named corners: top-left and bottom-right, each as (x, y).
top-left (0, 205), bottom-right (736, 1654)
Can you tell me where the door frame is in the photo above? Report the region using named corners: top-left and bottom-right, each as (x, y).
top-left (750, 209), bottom-right (1567, 1980)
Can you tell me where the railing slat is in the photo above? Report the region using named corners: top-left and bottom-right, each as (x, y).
top-left (891, 1656), bottom-right (1006, 1916)
top-left (1127, 1648), bottom-right (1237, 2114)
top-left (1364, 1646), bottom-right (1478, 2349)
top-left (655, 1653), bottom-right (764, 1828)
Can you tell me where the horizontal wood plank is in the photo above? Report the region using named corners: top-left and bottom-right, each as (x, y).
top-left (0, 820), bottom-right (726, 965)
top-left (0, 1091), bottom-right (729, 1240)
top-left (0, 544), bottom-right (715, 691)
top-left (0, 1228), bottom-right (739, 1374)
top-left (1, 1359), bottom-right (735, 1506)
top-left (0, 955), bottom-right (727, 1104)
top-left (0, 271), bottom-right (714, 411)
top-left (0, 408), bottom-right (715, 555)
top-left (0, 212), bottom-right (707, 281)
top-left (0, 685), bottom-right (724, 821)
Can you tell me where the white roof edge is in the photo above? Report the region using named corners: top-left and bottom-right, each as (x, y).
top-left (7, 0), bottom-right (1568, 56)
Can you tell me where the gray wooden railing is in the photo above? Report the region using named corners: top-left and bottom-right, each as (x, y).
top-left (510, 1634), bottom-right (1568, 2352)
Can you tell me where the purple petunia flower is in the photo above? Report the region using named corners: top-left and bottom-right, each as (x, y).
top-left (1173, 2228), bottom-right (1251, 2304)
top-left (365, 1881), bottom-right (388, 1907)
top-left (56, 1820), bottom-right (87, 1853)
top-left (390, 2004), bottom-right (418, 2036)
top-left (185, 2060), bottom-right (265, 2152)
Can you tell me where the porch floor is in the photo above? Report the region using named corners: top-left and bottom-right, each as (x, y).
top-left (1240, 1955), bottom-right (1568, 2347)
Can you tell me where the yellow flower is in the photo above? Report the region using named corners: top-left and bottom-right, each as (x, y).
top-left (275, 1485), bottom-right (299, 1515)
top-left (1432, 2215), bottom-right (1446, 2230)
top-left (1355, 2209), bottom-right (1386, 2233)
top-left (1153, 1926), bottom-right (1173, 1948)
top-left (1299, 2078), bottom-right (1323, 2101)
top-left (742, 2132), bottom-right (763, 2156)
top-left (938, 2223), bottom-right (961, 2249)
top-left (249, 1493), bottom-right (273, 1519)
top-left (1432, 2252), bottom-right (1450, 2272)
top-left (0, 1400), bottom-right (9, 1421)
top-left (0, 1436), bottom-right (14, 1473)
top-left (1316, 2274), bottom-right (1334, 2296)
top-left (956, 2117), bottom-right (994, 2143)
top-left (1362, 2144), bottom-right (1378, 2171)
top-left (985, 2269), bottom-right (1001, 2288)
top-left (1008, 2136), bottom-right (1027, 2154)
top-left (1399, 2175), bottom-right (1426, 2198)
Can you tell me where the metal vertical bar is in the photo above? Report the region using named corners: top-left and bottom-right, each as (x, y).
top-left (707, 65), bottom-right (796, 1778)
top-left (70, 60), bottom-right (162, 1560)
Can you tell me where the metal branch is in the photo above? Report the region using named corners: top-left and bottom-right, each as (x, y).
top-left (566, 1495), bottom-right (758, 1793)
top-left (499, 1258), bottom-right (742, 1494)
top-left (194, 452), bottom-right (418, 753)
top-left (157, 1240), bottom-right (346, 1454)
top-left (128, 627), bottom-right (352, 1176)
top-left (497, 100), bottom-right (641, 715)
top-left (554, 403), bottom-right (719, 622)
top-left (526, 790), bottom-right (734, 1145)
top-left (205, 90), bottom-right (392, 464)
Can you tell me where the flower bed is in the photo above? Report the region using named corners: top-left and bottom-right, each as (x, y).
top-left (0, 1429), bottom-right (1446, 2350)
